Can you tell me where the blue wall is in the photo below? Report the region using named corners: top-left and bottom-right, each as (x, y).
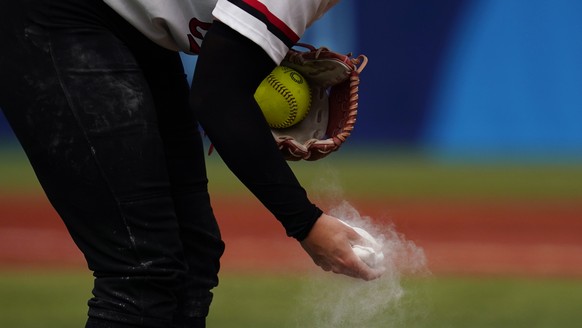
top-left (424, 0), bottom-right (582, 158)
top-left (0, 111), bottom-right (10, 142)
top-left (3, 0), bottom-right (582, 160)
top-left (356, 0), bottom-right (469, 145)
top-left (356, 0), bottom-right (582, 159)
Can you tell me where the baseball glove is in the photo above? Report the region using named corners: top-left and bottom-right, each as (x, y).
top-left (274, 43), bottom-right (368, 161)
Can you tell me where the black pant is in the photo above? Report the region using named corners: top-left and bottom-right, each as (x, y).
top-left (0, 1), bottom-right (224, 327)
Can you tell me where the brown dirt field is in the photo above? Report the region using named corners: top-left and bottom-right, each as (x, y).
top-left (1, 194), bottom-right (581, 277)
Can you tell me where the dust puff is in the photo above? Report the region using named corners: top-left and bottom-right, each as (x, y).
top-left (294, 201), bottom-right (430, 328)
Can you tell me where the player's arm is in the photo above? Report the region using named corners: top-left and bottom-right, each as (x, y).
top-left (190, 21), bottom-right (381, 280)
top-left (190, 21), bottom-right (319, 240)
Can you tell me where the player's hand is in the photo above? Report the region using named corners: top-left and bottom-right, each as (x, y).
top-left (300, 213), bottom-right (384, 281)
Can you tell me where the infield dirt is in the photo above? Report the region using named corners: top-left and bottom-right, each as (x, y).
top-left (1, 194), bottom-right (581, 277)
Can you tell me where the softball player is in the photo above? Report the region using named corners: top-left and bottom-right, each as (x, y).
top-left (0, 0), bottom-right (380, 327)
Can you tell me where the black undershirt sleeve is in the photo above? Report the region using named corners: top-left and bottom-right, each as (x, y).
top-left (190, 21), bottom-right (322, 241)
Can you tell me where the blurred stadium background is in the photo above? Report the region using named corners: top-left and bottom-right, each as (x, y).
top-left (3, 0), bottom-right (582, 157)
top-left (1, 0), bottom-right (582, 327)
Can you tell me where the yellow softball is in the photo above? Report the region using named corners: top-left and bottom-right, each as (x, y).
top-left (254, 66), bottom-right (311, 129)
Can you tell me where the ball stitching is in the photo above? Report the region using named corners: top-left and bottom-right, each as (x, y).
top-left (265, 73), bottom-right (298, 128)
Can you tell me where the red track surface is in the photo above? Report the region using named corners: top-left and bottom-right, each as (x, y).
top-left (1, 194), bottom-right (581, 277)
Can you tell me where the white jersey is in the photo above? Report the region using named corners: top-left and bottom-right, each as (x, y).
top-left (103, 0), bottom-right (339, 63)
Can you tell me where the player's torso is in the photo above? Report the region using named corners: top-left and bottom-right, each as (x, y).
top-left (103, 0), bottom-right (218, 53)
top-left (103, 0), bottom-right (338, 63)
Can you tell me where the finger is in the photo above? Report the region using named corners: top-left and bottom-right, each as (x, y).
top-left (312, 256), bottom-right (332, 272)
top-left (331, 265), bottom-right (381, 281)
top-left (336, 252), bottom-right (384, 281)
top-left (320, 264), bottom-right (332, 272)
top-left (348, 262), bottom-right (384, 281)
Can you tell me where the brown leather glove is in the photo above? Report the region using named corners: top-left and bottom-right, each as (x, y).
top-left (271, 44), bottom-right (368, 161)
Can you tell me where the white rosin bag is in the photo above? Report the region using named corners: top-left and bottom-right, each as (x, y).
top-left (339, 219), bottom-right (385, 269)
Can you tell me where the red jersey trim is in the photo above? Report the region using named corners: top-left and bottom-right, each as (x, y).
top-left (227, 0), bottom-right (300, 47)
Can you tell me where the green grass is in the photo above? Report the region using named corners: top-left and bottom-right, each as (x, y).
top-left (210, 273), bottom-right (582, 328)
top-left (413, 275), bottom-right (582, 328)
top-left (0, 147), bottom-right (42, 195)
top-left (2, 146), bottom-right (582, 200)
top-left (204, 148), bottom-right (582, 202)
top-left (2, 147), bottom-right (582, 327)
top-left (0, 270), bottom-right (581, 328)
top-left (0, 270), bottom-right (91, 328)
